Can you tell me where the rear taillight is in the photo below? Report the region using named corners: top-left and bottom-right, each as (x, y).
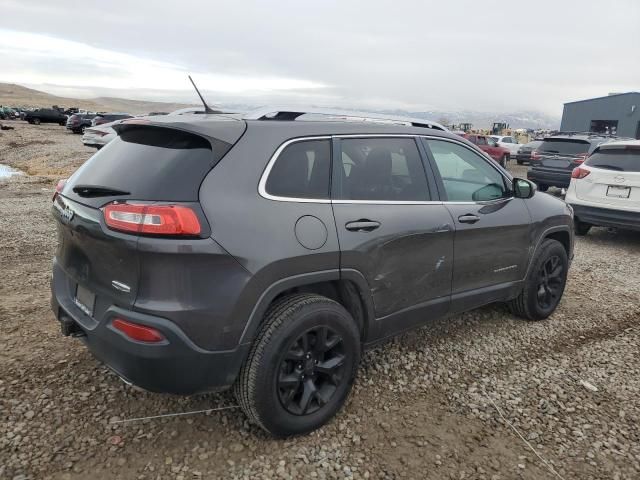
top-left (112, 318), bottom-right (165, 343)
top-left (531, 150), bottom-right (540, 161)
top-left (573, 153), bottom-right (589, 164)
top-left (571, 167), bottom-right (590, 179)
top-left (53, 179), bottom-right (66, 201)
top-left (103, 203), bottom-right (201, 236)
top-left (87, 130), bottom-right (107, 137)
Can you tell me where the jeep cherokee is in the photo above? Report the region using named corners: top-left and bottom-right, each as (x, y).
top-left (51, 108), bottom-right (574, 437)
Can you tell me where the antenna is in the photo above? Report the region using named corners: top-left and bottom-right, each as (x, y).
top-left (188, 75), bottom-right (222, 114)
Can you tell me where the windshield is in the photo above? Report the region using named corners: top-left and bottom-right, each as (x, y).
top-left (538, 139), bottom-right (590, 155)
top-left (585, 149), bottom-right (640, 172)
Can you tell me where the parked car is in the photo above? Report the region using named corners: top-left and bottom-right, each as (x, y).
top-left (565, 139), bottom-right (640, 234)
top-left (515, 140), bottom-right (543, 165)
top-left (463, 133), bottom-right (511, 167)
top-left (51, 108), bottom-right (573, 437)
top-left (66, 113), bottom-right (96, 134)
top-left (527, 133), bottom-right (627, 191)
top-left (0, 106), bottom-right (16, 120)
top-left (92, 113), bottom-right (133, 126)
top-left (81, 120), bottom-right (121, 149)
top-left (490, 135), bottom-right (520, 157)
top-left (24, 108), bottom-right (67, 125)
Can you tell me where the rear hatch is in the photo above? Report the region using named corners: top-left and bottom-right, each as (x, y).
top-left (536, 138), bottom-right (590, 170)
top-left (576, 144), bottom-right (640, 209)
top-left (53, 118), bottom-right (246, 315)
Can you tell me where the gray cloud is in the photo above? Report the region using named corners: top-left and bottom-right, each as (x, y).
top-left (1, 0), bottom-right (638, 116)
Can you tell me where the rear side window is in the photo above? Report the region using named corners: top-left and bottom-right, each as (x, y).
top-left (585, 149), bottom-right (640, 172)
top-left (265, 139), bottom-right (331, 199)
top-left (335, 137), bottom-right (429, 201)
top-left (66, 126), bottom-right (228, 203)
top-left (538, 139), bottom-right (590, 155)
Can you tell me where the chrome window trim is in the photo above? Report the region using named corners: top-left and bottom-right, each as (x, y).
top-left (258, 133), bottom-right (514, 205)
top-left (258, 136), bottom-right (332, 204)
top-left (332, 200), bottom-right (444, 205)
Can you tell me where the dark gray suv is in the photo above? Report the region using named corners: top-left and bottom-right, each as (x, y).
top-left (51, 108), bottom-right (574, 436)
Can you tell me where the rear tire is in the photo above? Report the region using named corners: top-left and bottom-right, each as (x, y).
top-left (574, 219), bottom-right (592, 236)
top-left (33, 118), bottom-right (41, 125)
top-left (235, 294), bottom-right (360, 437)
top-left (508, 239), bottom-right (568, 321)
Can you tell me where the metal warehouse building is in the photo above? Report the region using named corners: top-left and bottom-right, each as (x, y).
top-left (560, 92), bottom-right (640, 139)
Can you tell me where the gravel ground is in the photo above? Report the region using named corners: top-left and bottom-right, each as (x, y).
top-left (1, 123), bottom-right (639, 480)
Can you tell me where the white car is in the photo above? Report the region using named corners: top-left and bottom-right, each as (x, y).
top-left (81, 120), bottom-right (122, 149)
top-left (490, 135), bottom-right (520, 157)
top-left (565, 139), bottom-right (640, 235)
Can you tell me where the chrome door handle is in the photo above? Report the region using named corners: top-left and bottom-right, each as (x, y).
top-left (458, 214), bottom-right (480, 224)
top-left (345, 220), bottom-right (381, 232)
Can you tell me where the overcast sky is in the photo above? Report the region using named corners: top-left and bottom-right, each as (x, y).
top-left (1, 0), bottom-right (638, 115)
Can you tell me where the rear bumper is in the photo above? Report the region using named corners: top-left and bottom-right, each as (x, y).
top-left (570, 204), bottom-right (640, 231)
top-left (50, 260), bottom-right (248, 394)
top-left (527, 168), bottom-right (571, 188)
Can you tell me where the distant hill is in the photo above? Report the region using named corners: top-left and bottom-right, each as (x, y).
top-left (0, 82), bottom-right (560, 129)
top-left (0, 83), bottom-right (195, 114)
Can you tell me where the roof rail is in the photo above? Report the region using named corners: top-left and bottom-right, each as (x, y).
top-left (243, 106), bottom-right (448, 131)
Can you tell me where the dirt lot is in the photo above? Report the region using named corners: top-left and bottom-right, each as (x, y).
top-left (1, 122), bottom-right (639, 480)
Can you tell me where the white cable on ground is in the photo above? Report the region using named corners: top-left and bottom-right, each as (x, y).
top-left (481, 386), bottom-right (565, 480)
top-left (111, 405), bottom-right (240, 424)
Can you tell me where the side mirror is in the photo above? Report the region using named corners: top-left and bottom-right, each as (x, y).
top-left (513, 178), bottom-right (536, 199)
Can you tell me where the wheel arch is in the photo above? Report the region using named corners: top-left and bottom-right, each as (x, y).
top-left (545, 229), bottom-right (571, 257)
top-left (239, 269), bottom-right (374, 346)
top-left (524, 225), bottom-right (572, 279)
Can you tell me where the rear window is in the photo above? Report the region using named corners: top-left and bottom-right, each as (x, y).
top-left (585, 149), bottom-right (640, 172)
top-left (65, 126), bottom-right (232, 204)
top-left (538, 139), bottom-right (590, 155)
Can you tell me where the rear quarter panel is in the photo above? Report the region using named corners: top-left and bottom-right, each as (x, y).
top-left (198, 125), bottom-right (341, 347)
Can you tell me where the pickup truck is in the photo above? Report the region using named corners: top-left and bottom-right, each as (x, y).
top-left (463, 134), bottom-right (511, 167)
top-left (24, 108), bottom-right (67, 126)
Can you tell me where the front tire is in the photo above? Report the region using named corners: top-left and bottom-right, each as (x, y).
top-left (235, 294), bottom-right (360, 437)
top-left (509, 239), bottom-right (568, 321)
top-left (33, 118), bottom-right (41, 125)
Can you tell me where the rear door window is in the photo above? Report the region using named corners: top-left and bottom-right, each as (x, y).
top-left (265, 139), bottom-right (331, 199)
top-left (335, 137), bottom-right (429, 201)
top-left (585, 148), bottom-right (640, 172)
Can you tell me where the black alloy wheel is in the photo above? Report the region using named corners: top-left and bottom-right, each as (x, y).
top-left (277, 325), bottom-right (346, 416)
top-left (235, 294), bottom-right (360, 437)
top-left (536, 255), bottom-right (564, 310)
top-left (508, 238), bottom-right (568, 321)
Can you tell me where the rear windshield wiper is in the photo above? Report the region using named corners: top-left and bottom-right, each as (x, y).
top-left (72, 185), bottom-right (131, 198)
